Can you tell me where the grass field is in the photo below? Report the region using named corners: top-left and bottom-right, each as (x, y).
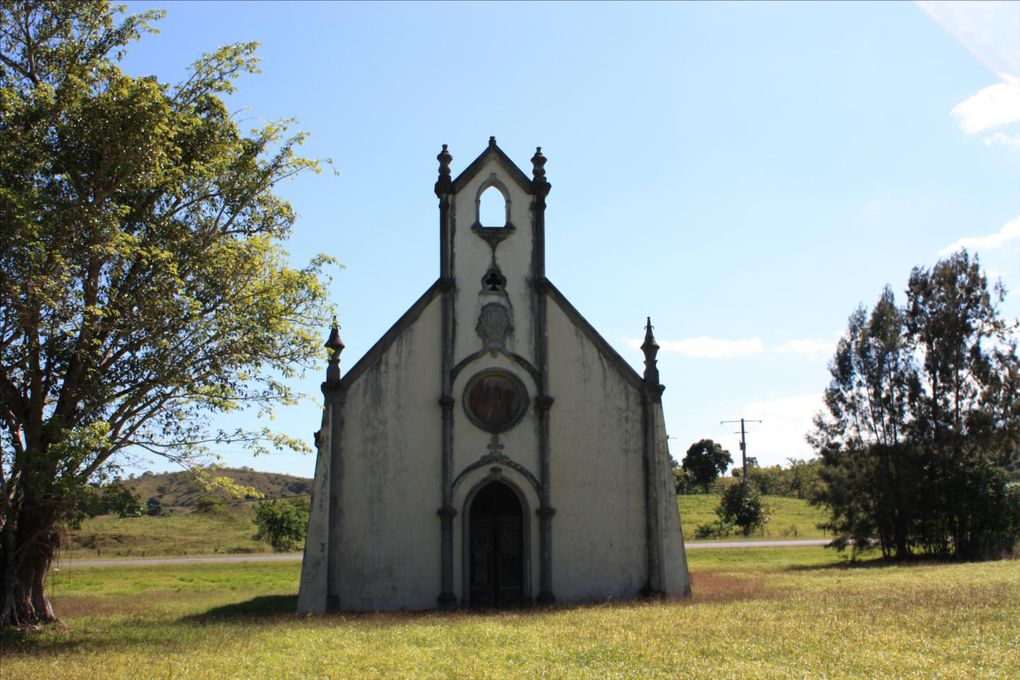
top-left (4, 547), bottom-right (1017, 678)
top-left (61, 495), bottom-right (830, 561)
top-left (62, 509), bottom-right (269, 559)
top-left (678, 493), bottom-right (829, 539)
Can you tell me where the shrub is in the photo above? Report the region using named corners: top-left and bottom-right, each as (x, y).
top-left (102, 484), bottom-right (142, 518)
top-left (717, 483), bottom-right (771, 536)
top-left (195, 496), bottom-right (227, 514)
top-left (694, 519), bottom-right (735, 539)
top-left (253, 499), bottom-right (309, 552)
top-left (146, 497), bottom-right (165, 517)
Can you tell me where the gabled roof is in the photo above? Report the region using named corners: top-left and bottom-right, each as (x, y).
top-left (338, 281), bottom-right (442, 391)
top-left (336, 278), bottom-right (647, 395)
top-left (452, 137), bottom-right (535, 195)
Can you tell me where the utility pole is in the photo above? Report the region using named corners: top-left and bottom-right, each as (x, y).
top-left (720, 418), bottom-right (762, 491)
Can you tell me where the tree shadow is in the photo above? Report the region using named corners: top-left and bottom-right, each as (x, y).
top-left (784, 553), bottom-right (968, 572)
top-left (181, 594), bottom-right (298, 623)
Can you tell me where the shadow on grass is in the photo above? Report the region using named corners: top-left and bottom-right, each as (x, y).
top-left (1, 597), bottom-right (301, 657)
top-left (182, 594), bottom-right (298, 623)
top-left (783, 553), bottom-right (982, 572)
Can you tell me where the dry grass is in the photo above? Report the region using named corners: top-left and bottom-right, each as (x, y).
top-left (4, 547), bottom-right (1017, 678)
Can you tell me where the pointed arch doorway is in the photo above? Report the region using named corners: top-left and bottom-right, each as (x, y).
top-left (468, 480), bottom-right (525, 608)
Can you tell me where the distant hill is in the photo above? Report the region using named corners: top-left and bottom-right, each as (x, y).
top-left (119, 467), bottom-right (313, 512)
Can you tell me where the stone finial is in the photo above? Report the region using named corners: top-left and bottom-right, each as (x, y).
top-left (641, 317), bottom-right (660, 386)
top-left (531, 147), bottom-right (547, 180)
top-left (325, 316), bottom-right (345, 383)
top-left (489, 135), bottom-right (497, 148)
top-left (435, 144), bottom-right (453, 194)
top-left (531, 146), bottom-right (550, 196)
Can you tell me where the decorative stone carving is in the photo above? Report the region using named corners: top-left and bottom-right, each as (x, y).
top-left (476, 302), bottom-right (512, 353)
top-left (481, 265), bottom-right (507, 292)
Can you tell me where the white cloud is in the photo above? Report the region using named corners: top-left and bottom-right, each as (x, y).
top-left (626, 336), bottom-right (764, 358)
top-left (938, 214), bottom-right (1020, 255)
top-left (951, 81), bottom-right (1020, 134)
top-left (659, 336), bottom-right (765, 358)
top-left (719, 394), bottom-right (823, 466)
top-left (920, 1), bottom-right (1020, 146)
top-left (982, 131), bottom-right (1020, 149)
top-left (773, 338), bottom-right (836, 359)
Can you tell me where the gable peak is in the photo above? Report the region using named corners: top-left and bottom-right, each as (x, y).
top-left (446, 138), bottom-right (546, 195)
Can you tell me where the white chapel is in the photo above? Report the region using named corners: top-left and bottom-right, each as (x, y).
top-left (298, 139), bottom-right (691, 611)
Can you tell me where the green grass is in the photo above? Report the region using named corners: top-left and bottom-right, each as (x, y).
top-left (4, 548), bottom-right (1017, 679)
top-left (62, 509), bottom-right (269, 559)
top-left (679, 493), bottom-right (830, 540)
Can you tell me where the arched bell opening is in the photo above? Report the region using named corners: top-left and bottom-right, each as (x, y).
top-left (473, 177), bottom-right (513, 230)
top-left (478, 185), bottom-right (508, 228)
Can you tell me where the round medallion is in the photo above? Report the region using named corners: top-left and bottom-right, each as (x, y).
top-left (463, 369), bottom-right (529, 433)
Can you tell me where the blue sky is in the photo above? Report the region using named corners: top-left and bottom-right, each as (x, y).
top-left (120, 1), bottom-right (1020, 477)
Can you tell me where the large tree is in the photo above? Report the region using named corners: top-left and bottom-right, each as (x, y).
top-left (682, 438), bottom-right (733, 492)
top-left (0, 2), bottom-right (332, 626)
top-left (810, 252), bottom-right (1020, 560)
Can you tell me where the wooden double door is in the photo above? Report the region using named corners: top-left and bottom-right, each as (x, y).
top-left (469, 481), bottom-right (524, 608)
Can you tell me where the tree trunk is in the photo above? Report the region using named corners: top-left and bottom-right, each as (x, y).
top-left (0, 498), bottom-right (60, 628)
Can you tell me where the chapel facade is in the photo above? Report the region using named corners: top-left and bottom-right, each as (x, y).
top-left (297, 139), bottom-right (691, 612)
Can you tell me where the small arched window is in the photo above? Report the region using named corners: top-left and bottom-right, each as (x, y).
top-left (477, 185), bottom-right (508, 228)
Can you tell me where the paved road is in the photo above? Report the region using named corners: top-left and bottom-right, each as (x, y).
top-left (57, 538), bottom-right (829, 568)
top-left (56, 553), bottom-right (305, 568)
top-left (686, 538), bottom-right (829, 550)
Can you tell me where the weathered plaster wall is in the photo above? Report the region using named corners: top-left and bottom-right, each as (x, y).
top-left (545, 298), bottom-right (647, 600)
top-left (651, 403), bottom-right (691, 595)
top-left (296, 403), bottom-right (333, 613)
top-left (333, 297), bottom-right (443, 610)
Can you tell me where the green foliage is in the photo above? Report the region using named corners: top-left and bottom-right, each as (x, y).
top-left (101, 484), bottom-right (142, 518)
top-left (0, 1), bottom-right (333, 626)
top-left (681, 439), bottom-right (733, 493)
top-left (717, 483), bottom-right (771, 536)
top-left (693, 518), bottom-right (735, 539)
top-left (741, 459), bottom-right (823, 499)
top-left (195, 497), bottom-right (227, 515)
top-left (812, 252), bottom-right (1020, 560)
top-left (77, 482), bottom-right (141, 520)
top-left (145, 497), bottom-right (164, 517)
top-left (252, 499), bottom-right (309, 552)
top-left (673, 466), bottom-right (697, 495)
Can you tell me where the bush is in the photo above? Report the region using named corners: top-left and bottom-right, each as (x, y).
top-left (102, 484), bottom-right (142, 518)
top-left (717, 483), bottom-right (771, 536)
top-left (146, 497), bottom-right (165, 517)
top-left (195, 496), bottom-right (227, 514)
top-left (694, 519), bottom-right (735, 539)
top-left (253, 499), bottom-right (309, 552)
top-left (674, 467), bottom-right (697, 495)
